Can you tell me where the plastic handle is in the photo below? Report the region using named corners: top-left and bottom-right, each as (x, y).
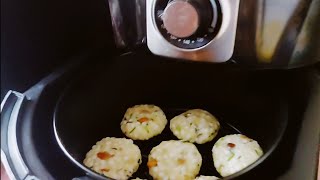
top-left (1, 91), bottom-right (39, 180)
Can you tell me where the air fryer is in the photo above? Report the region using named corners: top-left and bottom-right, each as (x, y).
top-left (1, 0), bottom-right (319, 180)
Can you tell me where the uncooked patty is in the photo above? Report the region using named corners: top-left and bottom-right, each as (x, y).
top-left (170, 109), bottom-right (220, 144)
top-left (212, 134), bottom-right (263, 177)
top-left (147, 140), bottom-right (202, 180)
top-left (83, 137), bottom-right (142, 180)
top-left (121, 104), bottom-right (167, 140)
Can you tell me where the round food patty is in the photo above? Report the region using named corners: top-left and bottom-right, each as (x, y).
top-left (195, 175), bottom-right (220, 180)
top-left (121, 104), bottom-right (167, 140)
top-left (83, 137), bottom-right (142, 180)
top-left (170, 109), bottom-right (220, 144)
top-left (212, 134), bottom-right (263, 177)
top-left (148, 140), bottom-right (202, 180)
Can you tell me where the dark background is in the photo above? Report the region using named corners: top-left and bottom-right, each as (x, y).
top-left (1, 0), bottom-right (115, 100)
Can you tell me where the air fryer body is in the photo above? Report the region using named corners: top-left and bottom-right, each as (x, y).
top-left (108, 0), bottom-right (320, 68)
top-left (1, 0), bottom-right (320, 179)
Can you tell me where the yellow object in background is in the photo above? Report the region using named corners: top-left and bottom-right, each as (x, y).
top-left (255, 0), bottom-right (300, 63)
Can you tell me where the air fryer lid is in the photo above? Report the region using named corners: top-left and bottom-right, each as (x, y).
top-left (53, 54), bottom-right (288, 179)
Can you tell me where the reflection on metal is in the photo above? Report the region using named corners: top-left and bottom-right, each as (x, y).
top-left (107, 0), bottom-right (320, 68)
top-left (235, 0), bottom-right (319, 68)
top-left (255, 0), bottom-right (300, 63)
top-left (107, 0), bottom-right (146, 49)
top-left (290, 0), bottom-right (320, 66)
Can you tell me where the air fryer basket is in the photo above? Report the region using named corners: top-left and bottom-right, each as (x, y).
top-left (54, 54), bottom-right (288, 179)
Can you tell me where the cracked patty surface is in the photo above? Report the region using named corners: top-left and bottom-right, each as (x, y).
top-left (83, 137), bottom-right (142, 180)
top-left (170, 109), bottom-right (220, 144)
top-left (147, 140), bottom-right (202, 180)
top-left (212, 134), bottom-right (263, 177)
top-left (121, 105), bottom-right (167, 140)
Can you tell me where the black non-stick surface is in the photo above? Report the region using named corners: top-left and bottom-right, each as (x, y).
top-left (54, 54), bottom-right (287, 179)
